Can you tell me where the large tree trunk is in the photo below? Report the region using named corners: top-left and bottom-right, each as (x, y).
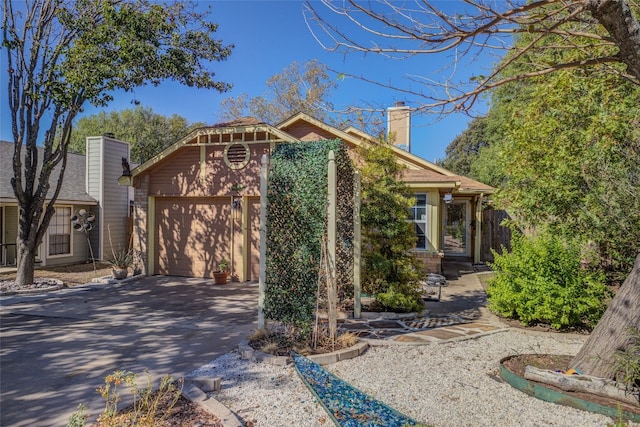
top-left (14, 244), bottom-right (37, 287)
top-left (570, 254), bottom-right (640, 379)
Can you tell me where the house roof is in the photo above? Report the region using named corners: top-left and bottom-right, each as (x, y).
top-left (121, 112), bottom-right (493, 195)
top-left (277, 112), bottom-right (459, 176)
top-left (0, 140), bottom-right (97, 204)
top-left (402, 169), bottom-right (493, 193)
top-left (277, 112), bottom-right (494, 194)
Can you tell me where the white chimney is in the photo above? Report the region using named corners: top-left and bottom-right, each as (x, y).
top-left (387, 101), bottom-right (411, 152)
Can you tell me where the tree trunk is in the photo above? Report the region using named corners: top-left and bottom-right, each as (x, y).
top-left (570, 253), bottom-right (640, 379)
top-left (14, 244), bottom-right (37, 287)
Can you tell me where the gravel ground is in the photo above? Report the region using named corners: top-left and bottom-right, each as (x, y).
top-left (190, 330), bottom-right (639, 427)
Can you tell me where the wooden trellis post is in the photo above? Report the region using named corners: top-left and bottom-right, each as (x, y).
top-left (326, 151), bottom-right (337, 344)
top-left (258, 154), bottom-right (269, 329)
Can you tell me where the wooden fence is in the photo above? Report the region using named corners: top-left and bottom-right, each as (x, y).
top-left (480, 209), bottom-right (512, 262)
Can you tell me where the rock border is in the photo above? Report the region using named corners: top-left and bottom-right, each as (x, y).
top-left (0, 278), bottom-right (64, 296)
top-left (181, 340), bottom-right (371, 427)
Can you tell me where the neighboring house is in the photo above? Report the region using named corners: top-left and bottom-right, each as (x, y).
top-left (0, 136), bottom-right (131, 267)
top-left (119, 104), bottom-right (493, 281)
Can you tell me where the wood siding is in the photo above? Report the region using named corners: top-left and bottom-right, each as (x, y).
top-left (148, 143), bottom-right (270, 198)
top-left (86, 137), bottom-right (130, 260)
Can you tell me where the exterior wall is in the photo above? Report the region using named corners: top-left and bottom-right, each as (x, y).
top-left (44, 204), bottom-right (95, 267)
top-left (135, 140), bottom-right (270, 278)
top-left (410, 189), bottom-right (443, 274)
top-left (147, 142), bottom-right (269, 198)
top-left (413, 251), bottom-right (443, 274)
top-left (284, 122), bottom-right (339, 142)
top-left (86, 136), bottom-right (131, 260)
top-left (132, 174), bottom-right (150, 273)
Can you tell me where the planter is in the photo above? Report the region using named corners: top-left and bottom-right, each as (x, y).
top-left (112, 267), bottom-right (128, 280)
top-left (499, 355), bottom-right (640, 422)
top-left (213, 271), bottom-right (228, 285)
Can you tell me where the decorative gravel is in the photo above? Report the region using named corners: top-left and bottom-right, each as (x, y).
top-left (292, 352), bottom-right (419, 426)
top-left (190, 329), bottom-right (640, 427)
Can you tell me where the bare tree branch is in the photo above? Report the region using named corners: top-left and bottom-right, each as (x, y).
top-left (304, 0), bottom-right (640, 115)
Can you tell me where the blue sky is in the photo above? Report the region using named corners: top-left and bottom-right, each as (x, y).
top-left (1, 0), bottom-right (502, 163)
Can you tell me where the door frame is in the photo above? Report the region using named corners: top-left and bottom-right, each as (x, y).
top-left (442, 199), bottom-right (471, 257)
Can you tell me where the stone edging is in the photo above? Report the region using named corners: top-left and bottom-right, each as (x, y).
top-left (90, 273), bottom-right (145, 285)
top-left (181, 340), bottom-right (371, 427)
top-left (0, 278), bottom-right (64, 295)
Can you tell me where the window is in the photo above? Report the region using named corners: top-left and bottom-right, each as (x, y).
top-left (49, 206), bottom-right (71, 256)
top-left (408, 194), bottom-right (428, 249)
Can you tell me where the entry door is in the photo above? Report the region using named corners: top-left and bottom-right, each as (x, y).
top-left (443, 200), bottom-right (470, 256)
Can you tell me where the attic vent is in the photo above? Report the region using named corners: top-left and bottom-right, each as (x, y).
top-left (224, 142), bottom-right (250, 170)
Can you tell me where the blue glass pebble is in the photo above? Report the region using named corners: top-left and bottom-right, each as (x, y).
top-left (292, 353), bottom-right (419, 427)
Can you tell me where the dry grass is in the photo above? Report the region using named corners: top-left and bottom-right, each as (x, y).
top-left (0, 262), bottom-right (113, 287)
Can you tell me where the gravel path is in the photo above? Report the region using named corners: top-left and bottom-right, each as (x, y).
top-left (190, 329), bottom-right (638, 427)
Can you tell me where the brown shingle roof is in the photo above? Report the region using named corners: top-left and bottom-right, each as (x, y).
top-left (209, 117), bottom-right (263, 128)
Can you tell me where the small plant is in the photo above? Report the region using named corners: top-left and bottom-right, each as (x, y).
top-left (612, 327), bottom-right (640, 401)
top-left (218, 259), bottom-right (228, 272)
top-left (109, 249), bottom-right (133, 269)
top-left (107, 224), bottom-right (132, 270)
top-left (94, 370), bottom-right (182, 426)
top-left (66, 404), bottom-right (88, 427)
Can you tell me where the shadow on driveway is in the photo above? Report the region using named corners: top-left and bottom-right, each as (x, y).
top-left (0, 276), bottom-right (258, 427)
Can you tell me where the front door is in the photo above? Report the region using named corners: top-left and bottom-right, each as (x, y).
top-left (443, 200), bottom-right (470, 257)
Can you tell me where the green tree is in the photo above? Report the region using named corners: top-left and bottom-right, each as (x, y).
top-left (439, 117), bottom-right (490, 177)
top-left (359, 140), bottom-right (423, 312)
top-left (482, 23), bottom-right (640, 379)
top-left (218, 59), bottom-right (336, 124)
top-left (3, 0), bottom-right (232, 287)
top-left (70, 107), bottom-right (205, 164)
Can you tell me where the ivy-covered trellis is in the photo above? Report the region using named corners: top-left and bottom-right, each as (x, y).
top-left (264, 140), bottom-right (355, 334)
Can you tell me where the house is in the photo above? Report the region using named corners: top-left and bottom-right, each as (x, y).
top-left (119, 105), bottom-right (493, 281)
top-left (0, 136), bottom-right (132, 268)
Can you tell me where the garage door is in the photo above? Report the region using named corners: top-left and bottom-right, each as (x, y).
top-left (155, 197), bottom-right (230, 278)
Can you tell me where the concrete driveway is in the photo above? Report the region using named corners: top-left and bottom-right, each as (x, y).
top-left (0, 276), bottom-right (258, 426)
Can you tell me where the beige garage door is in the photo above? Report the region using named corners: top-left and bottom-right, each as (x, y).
top-left (155, 197), bottom-right (230, 278)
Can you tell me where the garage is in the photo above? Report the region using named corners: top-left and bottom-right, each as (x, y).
top-left (155, 197), bottom-right (231, 278)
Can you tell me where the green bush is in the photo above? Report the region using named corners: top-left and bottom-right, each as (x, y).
top-left (376, 287), bottom-right (423, 313)
top-left (486, 231), bottom-right (611, 329)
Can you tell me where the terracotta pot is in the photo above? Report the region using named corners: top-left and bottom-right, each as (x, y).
top-left (213, 271), bottom-right (228, 285)
top-left (112, 267), bottom-right (128, 280)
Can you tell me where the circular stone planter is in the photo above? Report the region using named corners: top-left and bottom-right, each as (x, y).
top-left (499, 355), bottom-right (640, 422)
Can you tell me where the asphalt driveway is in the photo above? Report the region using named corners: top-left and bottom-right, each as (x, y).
top-left (0, 276), bottom-right (258, 426)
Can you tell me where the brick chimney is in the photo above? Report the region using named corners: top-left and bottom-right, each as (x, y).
top-left (387, 101), bottom-right (411, 152)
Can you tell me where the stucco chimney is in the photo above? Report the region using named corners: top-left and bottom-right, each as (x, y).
top-left (387, 101), bottom-right (411, 152)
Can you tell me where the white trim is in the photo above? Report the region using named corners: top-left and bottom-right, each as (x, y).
top-left (408, 193), bottom-right (430, 250)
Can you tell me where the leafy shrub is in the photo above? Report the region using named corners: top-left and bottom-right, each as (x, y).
top-left (486, 231), bottom-right (610, 329)
top-left (376, 287), bottom-right (423, 313)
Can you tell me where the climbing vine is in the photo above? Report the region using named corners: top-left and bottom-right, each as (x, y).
top-left (265, 140), bottom-right (354, 334)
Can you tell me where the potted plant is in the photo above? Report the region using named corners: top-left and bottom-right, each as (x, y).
top-left (213, 259), bottom-right (229, 284)
top-left (109, 249), bottom-right (132, 280)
